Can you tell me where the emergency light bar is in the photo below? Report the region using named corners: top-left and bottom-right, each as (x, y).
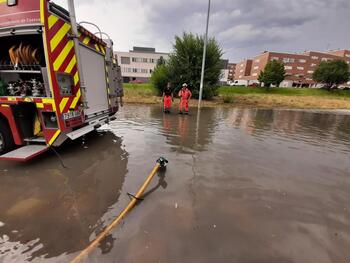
top-left (7, 0), bottom-right (17, 6)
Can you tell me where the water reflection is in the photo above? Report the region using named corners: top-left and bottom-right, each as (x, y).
top-left (224, 108), bottom-right (350, 149)
top-left (151, 107), bottom-right (219, 153)
top-left (0, 132), bottom-right (128, 262)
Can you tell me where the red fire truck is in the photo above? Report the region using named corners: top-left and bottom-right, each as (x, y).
top-left (0, 0), bottom-right (123, 161)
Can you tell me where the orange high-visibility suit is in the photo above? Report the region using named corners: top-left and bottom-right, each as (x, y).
top-left (178, 88), bottom-right (192, 113)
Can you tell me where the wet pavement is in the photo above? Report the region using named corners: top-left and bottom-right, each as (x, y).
top-left (0, 105), bottom-right (350, 263)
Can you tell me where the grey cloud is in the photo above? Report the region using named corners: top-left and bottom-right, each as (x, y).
top-left (144, 0), bottom-right (350, 61)
top-left (53, 0), bottom-right (350, 62)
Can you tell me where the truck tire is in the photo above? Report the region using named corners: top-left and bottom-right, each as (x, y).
top-left (0, 119), bottom-right (14, 155)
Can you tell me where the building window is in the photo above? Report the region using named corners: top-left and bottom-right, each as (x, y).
top-left (284, 66), bottom-right (293, 70)
top-left (311, 56), bottom-right (318, 60)
top-left (240, 64), bottom-right (244, 67)
top-left (239, 75), bottom-right (242, 78)
top-left (239, 69), bottom-right (243, 73)
top-left (132, 57), bottom-right (143, 63)
top-left (122, 67), bottom-right (135, 73)
top-left (253, 66), bottom-right (259, 70)
top-left (121, 56), bottom-right (130, 64)
top-left (346, 54), bottom-right (350, 58)
top-left (270, 57), bottom-right (279, 61)
top-left (299, 59), bottom-right (306, 63)
top-left (283, 58), bottom-right (295, 63)
top-left (252, 73), bottom-right (257, 76)
top-left (307, 70), bottom-right (314, 74)
top-left (297, 67), bottom-right (304, 70)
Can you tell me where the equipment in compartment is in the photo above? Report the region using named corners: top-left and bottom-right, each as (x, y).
top-left (0, 34), bottom-right (47, 97)
top-left (0, 79), bottom-right (6, 96)
top-left (0, 35), bottom-right (44, 71)
top-left (6, 78), bottom-right (44, 97)
top-left (8, 43), bottom-right (40, 69)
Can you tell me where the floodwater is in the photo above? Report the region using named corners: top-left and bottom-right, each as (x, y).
top-left (0, 105), bottom-right (350, 263)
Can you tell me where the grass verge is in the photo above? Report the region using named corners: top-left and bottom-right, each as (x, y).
top-left (123, 83), bottom-right (350, 109)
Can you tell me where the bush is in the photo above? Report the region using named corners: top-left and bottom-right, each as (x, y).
top-left (150, 64), bottom-right (169, 96)
top-left (203, 85), bottom-right (219, 100)
top-left (150, 32), bottom-right (223, 99)
top-left (258, 60), bottom-right (286, 88)
top-left (168, 32), bottom-right (223, 99)
top-left (313, 60), bottom-right (350, 90)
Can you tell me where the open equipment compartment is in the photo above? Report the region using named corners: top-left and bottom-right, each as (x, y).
top-left (0, 30), bottom-right (50, 144)
top-left (0, 32), bottom-right (50, 98)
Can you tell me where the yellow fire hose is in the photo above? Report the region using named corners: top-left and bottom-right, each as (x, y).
top-left (70, 157), bottom-right (168, 263)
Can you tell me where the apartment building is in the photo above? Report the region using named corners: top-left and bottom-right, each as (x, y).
top-left (234, 49), bottom-right (350, 87)
top-left (115, 47), bottom-right (169, 83)
top-left (327, 49), bottom-right (350, 62)
top-left (234, 59), bottom-right (253, 84)
top-left (228, 63), bottom-right (236, 81)
top-left (248, 51), bottom-right (312, 87)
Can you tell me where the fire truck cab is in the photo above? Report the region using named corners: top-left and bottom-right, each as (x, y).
top-left (0, 0), bottom-right (123, 161)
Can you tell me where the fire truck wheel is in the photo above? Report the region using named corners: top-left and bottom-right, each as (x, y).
top-left (0, 119), bottom-right (14, 155)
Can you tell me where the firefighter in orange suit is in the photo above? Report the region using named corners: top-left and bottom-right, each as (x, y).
top-left (178, 83), bottom-right (192, 114)
top-left (162, 82), bottom-right (173, 113)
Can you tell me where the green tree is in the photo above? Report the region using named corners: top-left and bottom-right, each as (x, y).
top-left (157, 56), bottom-right (166, 66)
top-left (258, 72), bottom-right (264, 87)
top-left (167, 32), bottom-right (223, 99)
top-left (150, 64), bottom-right (169, 95)
top-left (258, 60), bottom-right (286, 88)
top-left (313, 60), bottom-right (350, 90)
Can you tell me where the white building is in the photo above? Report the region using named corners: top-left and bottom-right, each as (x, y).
top-left (219, 59), bottom-right (230, 85)
top-left (219, 69), bottom-right (229, 84)
top-left (115, 47), bottom-right (169, 83)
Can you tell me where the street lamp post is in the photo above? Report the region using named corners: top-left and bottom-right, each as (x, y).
top-left (198, 0), bottom-right (211, 108)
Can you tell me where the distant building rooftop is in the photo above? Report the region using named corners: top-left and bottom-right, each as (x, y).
top-left (130, 46), bottom-right (156, 53)
top-left (125, 46), bottom-right (168, 55)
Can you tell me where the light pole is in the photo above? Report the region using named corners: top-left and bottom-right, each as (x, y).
top-left (198, 0), bottom-right (211, 109)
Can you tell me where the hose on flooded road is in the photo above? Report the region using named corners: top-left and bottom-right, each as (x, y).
top-left (70, 157), bottom-right (169, 263)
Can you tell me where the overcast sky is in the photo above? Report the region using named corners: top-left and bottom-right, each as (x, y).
top-left (54, 0), bottom-right (350, 62)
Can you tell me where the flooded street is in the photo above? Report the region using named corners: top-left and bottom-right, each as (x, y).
top-left (1, 105), bottom-right (350, 263)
